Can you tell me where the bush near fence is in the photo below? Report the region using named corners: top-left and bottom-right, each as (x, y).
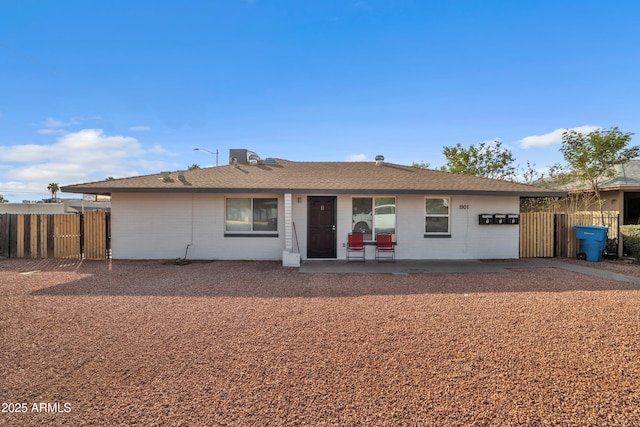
top-left (620, 225), bottom-right (640, 261)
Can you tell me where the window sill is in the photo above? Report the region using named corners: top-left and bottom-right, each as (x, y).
top-left (424, 234), bottom-right (451, 238)
top-left (224, 233), bottom-right (279, 238)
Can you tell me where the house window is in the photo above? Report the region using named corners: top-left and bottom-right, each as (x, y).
top-left (352, 197), bottom-right (396, 241)
top-left (226, 198), bottom-right (278, 232)
top-left (425, 197), bottom-right (450, 234)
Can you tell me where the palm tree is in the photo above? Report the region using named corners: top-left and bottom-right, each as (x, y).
top-left (188, 163), bottom-right (201, 170)
top-left (47, 182), bottom-right (60, 202)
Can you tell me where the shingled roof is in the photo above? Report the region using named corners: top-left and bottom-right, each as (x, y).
top-left (61, 159), bottom-right (565, 197)
top-left (600, 161), bottom-right (640, 190)
top-left (558, 160), bottom-right (640, 192)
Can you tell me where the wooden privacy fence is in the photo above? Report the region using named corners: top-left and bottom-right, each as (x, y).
top-left (520, 211), bottom-right (619, 258)
top-left (519, 212), bottom-right (555, 258)
top-left (83, 210), bottom-right (110, 259)
top-left (0, 211), bottom-right (110, 259)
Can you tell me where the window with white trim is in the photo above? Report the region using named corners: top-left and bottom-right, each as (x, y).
top-left (226, 198), bottom-right (278, 233)
top-left (352, 197), bottom-right (396, 241)
top-left (425, 197), bottom-right (450, 234)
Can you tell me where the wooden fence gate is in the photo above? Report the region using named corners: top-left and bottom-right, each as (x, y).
top-left (0, 212), bottom-right (110, 259)
top-left (83, 211), bottom-right (110, 259)
top-left (520, 211), bottom-right (619, 258)
top-left (519, 212), bottom-right (555, 258)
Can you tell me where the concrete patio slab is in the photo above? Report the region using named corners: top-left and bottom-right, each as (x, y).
top-left (299, 258), bottom-right (640, 285)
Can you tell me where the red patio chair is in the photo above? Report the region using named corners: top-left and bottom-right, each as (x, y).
top-left (375, 233), bottom-right (395, 263)
top-left (347, 232), bottom-right (365, 262)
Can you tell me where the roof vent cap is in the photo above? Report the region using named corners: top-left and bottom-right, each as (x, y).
top-left (247, 151), bottom-right (261, 163)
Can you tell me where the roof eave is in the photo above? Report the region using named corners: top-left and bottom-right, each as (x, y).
top-left (62, 186), bottom-right (567, 198)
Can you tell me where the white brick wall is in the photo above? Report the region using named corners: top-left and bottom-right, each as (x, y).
top-left (332, 194), bottom-right (519, 260)
top-left (111, 192), bottom-right (520, 260)
top-left (111, 193), bottom-right (284, 260)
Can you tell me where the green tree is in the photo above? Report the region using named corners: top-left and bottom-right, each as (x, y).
top-left (519, 161), bottom-right (545, 185)
top-left (518, 161), bottom-right (558, 212)
top-left (554, 127), bottom-right (638, 216)
top-left (440, 140), bottom-right (516, 180)
top-left (188, 163), bottom-right (201, 170)
top-left (47, 182), bottom-right (60, 202)
top-left (0, 194), bottom-right (8, 203)
top-left (411, 161), bottom-right (430, 169)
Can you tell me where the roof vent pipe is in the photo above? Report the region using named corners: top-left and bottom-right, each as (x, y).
top-left (375, 155), bottom-right (384, 166)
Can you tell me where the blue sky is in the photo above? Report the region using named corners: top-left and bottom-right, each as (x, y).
top-left (1, 0), bottom-right (639, 202)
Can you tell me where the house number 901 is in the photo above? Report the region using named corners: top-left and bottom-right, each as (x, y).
top-left (459, 204), bottom-right (469, 210)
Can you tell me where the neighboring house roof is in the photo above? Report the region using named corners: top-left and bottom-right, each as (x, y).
top-left (0, 200), bottom-right (110, 214)
top-left (61, 159), bottom-right (565, 197)
top-left (600, 160), bottom-right (640, 190)
top-left (561, 160), bottom-right (640, 193)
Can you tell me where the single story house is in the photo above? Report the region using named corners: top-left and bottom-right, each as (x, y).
top-left (559, 160), bottom-right (640, 256)
top-left (570, 160), bottom-right (640, 226)
top-left (61, 150), bottom-right (565, 265)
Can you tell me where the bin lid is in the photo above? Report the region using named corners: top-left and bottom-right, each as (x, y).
top-left (573, 224), bottom-right (608, 241)
top-left (572, 225), bottom-right (608, 231)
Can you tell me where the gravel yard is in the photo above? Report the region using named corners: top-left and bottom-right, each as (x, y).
top-left (2, 258), bottom-right (640, 426)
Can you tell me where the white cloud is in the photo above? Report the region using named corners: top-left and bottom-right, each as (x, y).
top-left (0, 128), bottom-right (168, 198)
top-left (346, 154), bottom-right (368, 161)
top-left (128, 125), bottom-right (151, 131)
top-left (35, 115), bottom-right (102, 135)
top-left (44, 117), bottom-right (68, 128)
top-left (520, 126), bottom-right (601, 148)
top-left (148, 144), bottom-right (172, 155)
top-left (36, 128), bottom-right (64, 135)
top-left (36, 117), bottom-right (68, 135)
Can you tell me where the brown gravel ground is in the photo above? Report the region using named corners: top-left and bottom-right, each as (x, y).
top-left (2, 258), bottom-right (640, 426)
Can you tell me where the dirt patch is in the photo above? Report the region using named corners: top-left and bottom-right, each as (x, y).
top-left (1, 259), bottom-right (640, 426)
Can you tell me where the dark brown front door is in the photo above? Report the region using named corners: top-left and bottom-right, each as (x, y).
top-left (308, 196), bottom-right (337, 258)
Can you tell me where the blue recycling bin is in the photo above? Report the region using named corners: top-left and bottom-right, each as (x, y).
top-left (573, 225), bottom-right (608, 262)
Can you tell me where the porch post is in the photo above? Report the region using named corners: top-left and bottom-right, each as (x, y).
top-left (284, 193), bottom-right (293, 252)
top-left (282, 193), bottom-right (300, 267)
